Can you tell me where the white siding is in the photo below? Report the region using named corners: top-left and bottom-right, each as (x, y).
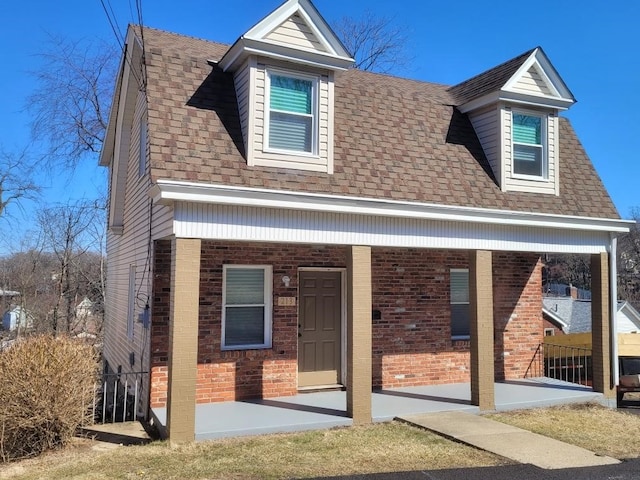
top-left (173, 202), bottom-right (611, 254)
top-left (249, 60), bottom-right (332, 172)
top-left (265, 13), bottom-right (327, 52)
top-left (468, 106), bottom-right (500, 184)
top-left (511, 66), bottom-right (553, 96)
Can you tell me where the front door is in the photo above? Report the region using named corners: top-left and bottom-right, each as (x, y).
top-left (298, 270), bottom-right (342, 388)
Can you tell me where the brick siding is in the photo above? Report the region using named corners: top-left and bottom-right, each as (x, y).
top-left (150, 241), bottom-right (543, 407)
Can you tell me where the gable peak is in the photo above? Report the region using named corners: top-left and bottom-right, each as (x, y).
top-left (502, 47), bottom-right (575, 105)
top-left (219, 0), bottom-right (354, 72)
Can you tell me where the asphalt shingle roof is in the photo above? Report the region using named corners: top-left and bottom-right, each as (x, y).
top-left (141, 27), bottom-right (619, 220)
top-left (447, 48), bottom-right (535, 105)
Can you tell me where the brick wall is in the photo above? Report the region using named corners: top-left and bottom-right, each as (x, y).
top-left (149, 242), bottom-right (543, 407)
top-left (371, 248), bottom-right (471, 388)
top-left (493, 253), bottom-right (543, 381)
top-left (543, 318), bottom-right (565, 336)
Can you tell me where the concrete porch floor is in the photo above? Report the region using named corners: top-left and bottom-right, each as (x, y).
top-left (151, 378), bottom-right (602, 441)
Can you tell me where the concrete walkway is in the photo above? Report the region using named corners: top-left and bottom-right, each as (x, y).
top-left (398, 411), bottom-right (619, 470)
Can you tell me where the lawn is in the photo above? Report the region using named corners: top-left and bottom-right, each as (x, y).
top-left (2, 403), bottom-right (639, 479)
top-left (486, 403), bottom-right (640, 459)
top-left (0, 422), bottom-right (506, 480)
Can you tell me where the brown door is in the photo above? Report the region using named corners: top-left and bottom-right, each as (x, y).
top-left (298, 270), bottom-right (342, 388)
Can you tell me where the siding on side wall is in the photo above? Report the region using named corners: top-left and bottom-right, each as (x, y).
top-left (149, 242), bottom-right (543, 407)
top-left (103, 88), bottom-right (174, 417)
top-left (468, 105), bottom-right (500, 185)
top-left (233, 58), bottom-right (252, 152)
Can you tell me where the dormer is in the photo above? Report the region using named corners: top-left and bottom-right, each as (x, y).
top-left (449, 48), bottom-right (576, 195)
top-left (218, 0), bottom-right (354, 173)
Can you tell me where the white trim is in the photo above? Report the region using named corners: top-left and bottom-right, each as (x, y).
top-left (222, 265), bottom-right (273, 350)
top-left (244, 0), bottom-right (351, 59)
top-left (218, 0), bottom-right (353, 73)
top-left (264, 68), bottom-right (319, 156)
top-left (298, 267), bottom-right (347, 386)
top-left (457, 90), bottom-right (574, 114)
top-left (511, 109), bottom-right (548, 181)
top-left (542, 307), bottom-right (570, 331)
top-left (459, 48), bottom-right (575, 114)
top-left (611, 236), bottom-right (619, 385)
top-left (150, 180), bottom-right (632, 234)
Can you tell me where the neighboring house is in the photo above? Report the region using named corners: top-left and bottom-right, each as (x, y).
top-left (2, 305), bottom-right (33, 332)
top-left (99, 0), bottom-right (631, 441)
top-left (543, 297), bottom-right (640, 335)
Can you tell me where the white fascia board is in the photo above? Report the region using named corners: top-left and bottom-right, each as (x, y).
top-left (99, 29), bottom-right (133, 167)
top-left (502, 48), bottom-right (575, 103)
top-left (244, 0), bottom-right (351, 59)
top-left (458, 90), bottom-right (573, 114)
top-left (542, 307), bottom-right (570, 330)
top-left (219, 38), bottom-right (353, 72)
top-left (150, 180), bottom-right (633, 234)
top-left (620, 302), bottom-right (640, 327)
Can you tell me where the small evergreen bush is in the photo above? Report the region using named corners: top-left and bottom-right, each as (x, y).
top-left (0, 335), bottom-right (98, 461)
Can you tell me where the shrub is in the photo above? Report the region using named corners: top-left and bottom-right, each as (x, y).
top-left (0, 335), bottom-right (99, 461)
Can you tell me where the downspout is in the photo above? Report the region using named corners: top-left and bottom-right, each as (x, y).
top-left (610, 234), bottom-right (619, 386)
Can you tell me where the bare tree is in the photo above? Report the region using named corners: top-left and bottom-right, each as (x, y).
top-left (27, 34), bottom-right (118, 169)
top-left (334, 12), bottom-right (413, 73)
top-left (0, 148), bottom-right (40, 218)
top-left (37, 200), bottom-right (105, 335)
top-left (618, 209), bottom-right (640, 309)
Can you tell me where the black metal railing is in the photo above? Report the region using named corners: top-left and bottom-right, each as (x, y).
top-left (93, 371), bottom-right (148, 423)
top-left (525, 343), bottom-right (592, 386)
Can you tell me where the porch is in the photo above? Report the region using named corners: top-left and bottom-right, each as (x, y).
top-left (151, 378), bottom-right (602, 441)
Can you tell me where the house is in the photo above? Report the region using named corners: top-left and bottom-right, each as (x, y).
top-left (543, 297), bottom-right (640, 336)
top-left (2, 305), bottom-right (33, 332)
top-left (99, 0), bottom-right (631, 441)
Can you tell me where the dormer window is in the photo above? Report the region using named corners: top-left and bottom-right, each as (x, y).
top-left (266, 70), bottom-right (318, 155)
top-left (512, 112), bottom-right (546, 178)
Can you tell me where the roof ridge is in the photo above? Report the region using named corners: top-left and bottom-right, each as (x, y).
top-left (136, 24), bottom-right (231, 50)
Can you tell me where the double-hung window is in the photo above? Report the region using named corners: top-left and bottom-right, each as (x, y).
top-left (512, 112), bottom-right (546, 178)
top-left (450, 269), bottom-right (470, 339)
top-left (266, 70), bottom-right (317, 154)
top-left (222, 265), bottom-right (272, 350)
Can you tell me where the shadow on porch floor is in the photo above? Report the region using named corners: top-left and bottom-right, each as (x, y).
top-left (151, 378), bottom-right (602, 441)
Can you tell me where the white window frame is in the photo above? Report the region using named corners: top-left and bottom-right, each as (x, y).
top-left (221, 265), bottom-right (273, 350)
top-left (544, 328), bottom-right (555, 336)
top-left (511, 109), bottom-right (547, 181)
top-left (264, 68), bottom-right (319, 157)
top-left (450, 268), bottom-right (470, 340)
top-left (138, 117), bottom-right (147, 178)
top-left (127, 265), bottom-right (136, 340)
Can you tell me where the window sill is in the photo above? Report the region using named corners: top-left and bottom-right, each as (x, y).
top-left (511, 173), bottom-right (549, 182)
top-left (452, 335), bottom-right (470, 341)
top-left (263, 147), bottom-right (319, 159)
top-left (221, 344), bottom-right (272, 351)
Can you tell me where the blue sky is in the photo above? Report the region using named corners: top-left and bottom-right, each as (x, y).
top-left (0, 0), bottom-right (638, 251)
